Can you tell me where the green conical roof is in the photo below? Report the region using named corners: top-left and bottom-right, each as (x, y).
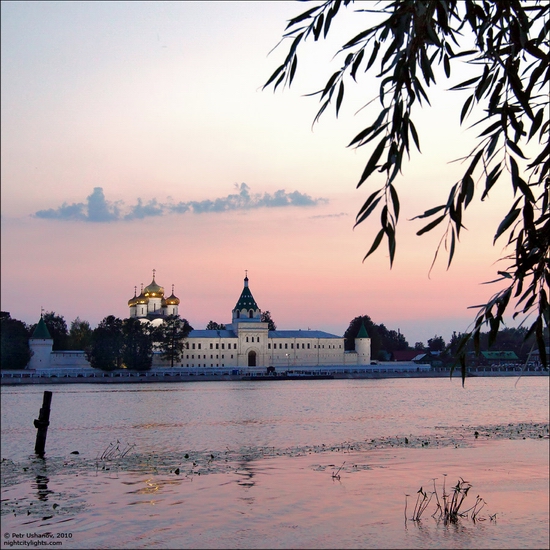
top-left (32, 317), bottom-right (52, 339)
top-left (234, 276), bottom-right (259, 311)
top-left (356, 321), bottom-right (369, 339)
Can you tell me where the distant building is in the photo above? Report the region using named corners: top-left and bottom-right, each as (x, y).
top-left (27, 272), bottom-right (372, 371)
top-left (127, 269), bottom-right (180, 325)
top-left (130, 271), bottom-right (371, 369)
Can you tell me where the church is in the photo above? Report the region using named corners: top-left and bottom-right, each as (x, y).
top-left (128, 271), bottom-right (371, 370)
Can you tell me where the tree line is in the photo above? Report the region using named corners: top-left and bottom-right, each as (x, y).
top-left (2, 310), bottom-right (545, 371)
top-left (0, 311), bottom-right (192, 371)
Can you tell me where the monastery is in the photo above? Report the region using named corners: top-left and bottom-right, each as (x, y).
top-left (126, 271), bottom-right (371, 369)
top-left (25, 271), bottom-right (371, 372)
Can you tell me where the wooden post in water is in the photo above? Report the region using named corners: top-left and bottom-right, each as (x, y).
top-left (34, 391), bottom-right (52, 457)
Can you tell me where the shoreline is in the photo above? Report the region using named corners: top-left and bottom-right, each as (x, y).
top-left (1, 369), bottom-right (547, 385)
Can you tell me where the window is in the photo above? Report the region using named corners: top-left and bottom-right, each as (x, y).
top-left (216, 343), bottom-right (219, 349)
top-left (231, 354), bottom-right (234, 359)
top-left (302, 343), bottom-right (305, 349)
top-left (210, 343), bottom-right (213, 349)
top-left (285, 343), bottom-right (288, 349)
top-left (248, 310), bottom-right (254, 318)
top-left (192, 343), bottom-right (196, 350)
top-left (246, 337), bottom-right (249, 343)
top-left (307, 344), bottom-right (310, 349)
top-left (221, 355), bottom-right (224, 359)
top-left (192, 355), bottom-right (194, 359)
top-left (236, 311), bottom-right (240, 319)
top-left (268, 344), bottom-right (271, 349)
top-left (257, 337), bottom-right (260, 342)
top-left (222, 343), bottom-right (225, 349)
top-left (291, 343), bottom-right (294, 349)
top-left (198, 344), bottom-right (202, 349)
top-left (234, 344), bottom-right (237, 349)
top-left (210, 355), bottom-right (213, 359)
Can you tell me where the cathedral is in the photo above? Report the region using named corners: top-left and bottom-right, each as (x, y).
top-left (128, 271), bottom-right (371, 369)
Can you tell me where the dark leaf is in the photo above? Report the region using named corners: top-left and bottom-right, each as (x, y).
top-left (336, 81), bottom-right (345, 117)
top-left (416, 215), bottom-right (446, 236)
top-left (362, 228), bottom-right (385, 261)
top-left (357, 137), bottom-right (387, 187)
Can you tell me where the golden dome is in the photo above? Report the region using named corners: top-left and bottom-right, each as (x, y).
top-left (165, 284), bottom-right (180, 306)
top-left (144, 270), bottom-right (164, 298)
top-left (134, 283), bottom-right (149, 304)
top-left (128, 286), bottom-right (140, 307)
top-left (136, 291), bottom-right (148, 304)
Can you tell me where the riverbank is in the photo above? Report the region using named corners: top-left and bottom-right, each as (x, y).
top-left (1, 368), bottom-right (547, 385)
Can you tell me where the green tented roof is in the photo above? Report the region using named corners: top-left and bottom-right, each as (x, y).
top-left (32, 317), bottom-right (52, 339)
top-left (356, 322), bottom-right (369, 338)
top-left (234, 279), bottom-right (259, 311)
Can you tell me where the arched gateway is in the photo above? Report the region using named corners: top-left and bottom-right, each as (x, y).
top-left (248, 350), bottom-right (257, 367)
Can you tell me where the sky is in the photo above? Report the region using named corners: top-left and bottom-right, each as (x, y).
top-left (1, 1), bottom-right (520, 346)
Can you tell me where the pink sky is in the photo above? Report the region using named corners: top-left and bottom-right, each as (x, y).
top-left (1, 2), bottom-right (518, 346)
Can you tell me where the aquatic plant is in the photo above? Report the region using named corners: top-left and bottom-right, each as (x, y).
top-left (331, 461), bottom-right (345, 480)
top-left (406, 474), bottom-right (495, 524)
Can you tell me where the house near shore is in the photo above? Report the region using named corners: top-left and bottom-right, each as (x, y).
top-left (28, 273), bottom-right (372, 371)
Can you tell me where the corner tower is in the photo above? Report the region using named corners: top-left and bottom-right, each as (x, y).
top-left (28, 315), bottom-right (53, 369)
top-left (355, 321), bottom-right (371, 365)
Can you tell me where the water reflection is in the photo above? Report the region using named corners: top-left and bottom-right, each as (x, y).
top-left (32, 474), bottom-right (53, 502)
top-left (235, 457), bottom-right (256, 488)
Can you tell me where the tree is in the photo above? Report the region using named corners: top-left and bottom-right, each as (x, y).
top-left (265, 1), bottom-right (549, 377)
top-left (0, 312), bottom-right (32, 369)
top-left (428, 335), bottom-right (446, 352)
top-left (67, 317), bottom-right (93, 351)
top-left (30, 311), bottom-right (68, 350)
top-left (343, 315), bottom-right (410, 359)
top-left (86, 315), bottom-right (124, 371)
top-left (261, 310), bottom-right (277, 331)
top-left (155, 315), bottom-right (193, 368)
top-left (122, 317), bottom-right (154, 371)
top-left (206, 320), bottom-right (226, 330)
top-left (377, 324), bottom-right (410, 352)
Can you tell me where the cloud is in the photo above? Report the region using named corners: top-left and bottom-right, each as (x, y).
top-left (310, 212), bottom-right (348, 219)
top-left (33, 183), bottom-right (327, 222)
top-left (34, 187), bottom-right (120, 222)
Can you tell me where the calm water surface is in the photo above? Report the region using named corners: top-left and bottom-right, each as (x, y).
top-left (1, 377), bottom-right (548, 549)
top-left (1, 377), bottom-right (548, 460)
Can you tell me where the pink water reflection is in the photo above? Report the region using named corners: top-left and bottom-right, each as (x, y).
top-left (2, 439), bottom-right (548, 549)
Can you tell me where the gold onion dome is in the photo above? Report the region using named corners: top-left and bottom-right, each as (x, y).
top-left (128, 289), bottom-right (139, 307)
top-left (135, 284), bottom-right (148, 304)
top-left (144, 270), bottom-right (164, 298)
top-left (165, 285), bottom-right (180, 306)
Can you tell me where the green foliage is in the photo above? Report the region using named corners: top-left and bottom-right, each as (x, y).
top-left (122, 318), bottom-right (154, 371)
top-left (86, 315), bottom-right (124, 371)
top-left (0, 312), bottom-right (32, 369)
top-left (343, 315), bottom-right (409, 358)
top-left (154, 315), bottom-right (193, 368)
top-left (67, 317), bottom-right (93, 351)
top-left (428, 335), bottom-right (446, 352)
top-left (448, 326), bottom-right (547, 362)
top-left (265, 0), bottom-right (549, 380)
top-left (206, 320), bottom-right (226, 330)
top-left (261, 310), bottom-right (277, 331)
top-left (30, 311), bottom-right (68, 350)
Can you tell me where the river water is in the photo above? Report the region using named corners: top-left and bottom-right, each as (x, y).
top-left (1, 377), bottom-right (548, 549)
